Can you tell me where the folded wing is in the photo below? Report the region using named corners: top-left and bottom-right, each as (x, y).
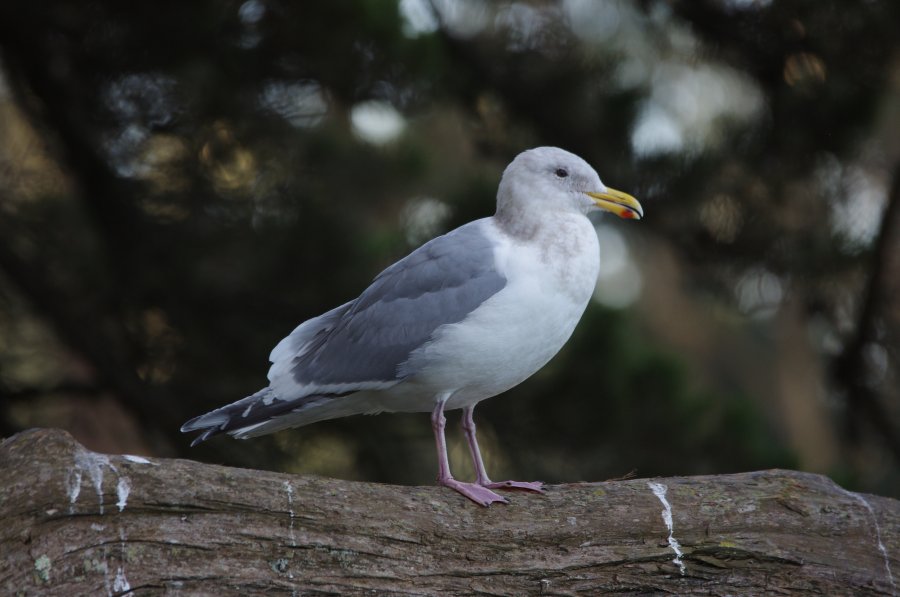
top-left (182, 219), bottom-right (507, 443)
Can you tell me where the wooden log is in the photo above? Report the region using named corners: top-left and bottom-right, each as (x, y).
top-left (1, 428), bottom-right (897, 595)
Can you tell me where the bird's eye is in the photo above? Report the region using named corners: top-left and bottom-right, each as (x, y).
top-left (555, 168), bottom-right (569, 178)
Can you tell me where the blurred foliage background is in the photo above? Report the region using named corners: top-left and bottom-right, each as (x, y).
top-left (0, 0), bottom-right (898, 497)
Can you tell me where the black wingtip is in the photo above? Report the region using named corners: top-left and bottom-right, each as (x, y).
top-left (188, 427), bottom-right (221, 447)
top-left (182, 413), bottom-right (223, 447)
top-left (180, 411), bottom-right (213, 433)
top-left (180, 387), bottom-right (299, 447)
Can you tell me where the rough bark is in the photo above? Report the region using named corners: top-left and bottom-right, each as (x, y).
top-left (1, 428), bottom-right (897, 596)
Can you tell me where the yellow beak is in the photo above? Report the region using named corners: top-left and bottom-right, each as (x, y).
top-left (586, 188), bottom-right (643, 220)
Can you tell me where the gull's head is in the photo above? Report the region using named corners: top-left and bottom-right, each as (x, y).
top-left (496, 146), bottom-right (643, 223)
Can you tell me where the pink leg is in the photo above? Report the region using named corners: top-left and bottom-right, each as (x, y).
top-left (432, 397), bottom-right (507, 506)
top-left (461, 406), bottom-right (544, 493)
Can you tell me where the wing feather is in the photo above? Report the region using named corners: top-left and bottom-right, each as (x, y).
top-left (268, 219), bottom-right (506, 398)
top-left (183, 219), bottom-right (507, 444)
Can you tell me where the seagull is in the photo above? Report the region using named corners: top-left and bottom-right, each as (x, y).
top-left (182, 147), bottom-right (643, 506)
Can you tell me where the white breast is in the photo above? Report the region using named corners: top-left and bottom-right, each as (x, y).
top-left (395, 215), bottom-right (600, 411)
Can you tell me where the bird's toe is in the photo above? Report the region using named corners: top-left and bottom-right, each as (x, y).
top-left (485, 480), bottom-right (545, 493)
top-left (440, 478), bottom-right (509, 506)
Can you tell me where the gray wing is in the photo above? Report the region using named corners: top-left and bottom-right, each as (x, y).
top-left (181, 219), bottom-right (507, 444)
top-left (267, 218), bottom-right (507, 399)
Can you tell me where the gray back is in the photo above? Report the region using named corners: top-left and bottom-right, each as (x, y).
top-left (291, 220), bottom-right (507, 385)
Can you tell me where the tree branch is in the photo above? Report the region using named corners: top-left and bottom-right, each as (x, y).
top-left (833, 164), bottom-right (900, 460)
top-left (2, 428), bottom-right (897, 595)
